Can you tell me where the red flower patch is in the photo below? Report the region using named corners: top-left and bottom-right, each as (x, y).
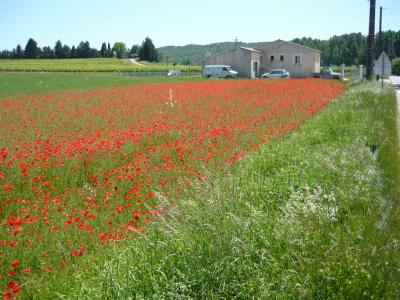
top-left (0, 78), bottom-right (345, 293)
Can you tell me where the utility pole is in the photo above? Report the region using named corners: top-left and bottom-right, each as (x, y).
top-left (366, 0), bottom-right (376, 81)
top-left (379, 6), bottom-right (385, 90)
top-left (379, 6), bottom-right (383, 40)
top-left (379, 6), bottom-right (385, 89)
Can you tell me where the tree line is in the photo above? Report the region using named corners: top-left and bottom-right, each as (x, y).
top-left (0, 37), bottom-right (161, 62)
top-left (292, 30), bottom-right (400, 66)
top-left (3, 31), bottom-right (400, 66)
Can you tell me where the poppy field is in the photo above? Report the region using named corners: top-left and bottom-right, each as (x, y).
top-left (0, 78), bottom-right (345, 297)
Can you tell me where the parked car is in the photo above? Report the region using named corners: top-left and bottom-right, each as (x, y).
top-left (312, 68), bottom-right (341, 79)
top-left (203, 65), bottom-right (238, 78)
top-left (261, 69), bottom-right (290, 78)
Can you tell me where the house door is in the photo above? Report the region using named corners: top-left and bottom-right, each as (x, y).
top-left (252, 61), bottom-right (258, 78)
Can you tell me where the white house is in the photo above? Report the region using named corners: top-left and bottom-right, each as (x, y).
top-left (204, 40), bottom-right (321, 78)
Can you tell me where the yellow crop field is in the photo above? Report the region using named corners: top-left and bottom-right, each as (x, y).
top-left (0, 58), bottom-right (201, 73)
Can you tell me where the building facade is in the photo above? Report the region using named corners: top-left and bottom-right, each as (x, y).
top-left (204, 46), bottom-right (262, 78)
top-left (204, 40), bottom-right (321, 78)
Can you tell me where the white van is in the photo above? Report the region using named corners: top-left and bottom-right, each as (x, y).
top-left (203, 65), bottom-right (238, 78)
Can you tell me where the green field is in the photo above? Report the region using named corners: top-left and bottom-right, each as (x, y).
top-left (0, 73), bottom-right (399, 298)
top-left (0, 58), bottom-right (201, 73)
top-left (0, 72), bottom-right (204, 98)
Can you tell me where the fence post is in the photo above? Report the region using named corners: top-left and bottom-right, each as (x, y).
top-left (359, 65), bottom-right (363, 80)
top-left (340, 64), bottom-right (345, 80)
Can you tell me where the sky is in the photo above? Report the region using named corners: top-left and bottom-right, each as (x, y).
top-left (1, 0), bottom-right (400, 50)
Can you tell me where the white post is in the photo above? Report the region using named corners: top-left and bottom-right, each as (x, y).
top-left (340, 64), bottom-right (345, 80)
top-left (359, 65), bottom-right (364, 80)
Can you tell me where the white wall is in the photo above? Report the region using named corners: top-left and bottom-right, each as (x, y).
top-left (205, 48), bottom-right (261, 78)
top-left (257, 40), bottom-right (320, 77)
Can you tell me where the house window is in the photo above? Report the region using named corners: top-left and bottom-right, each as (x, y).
top-left (280, 55), bottom-right (284, 61)
top-left (270, 55), bottom-right (274, 61)
top-left (293, 55), bottom-right (301, 65)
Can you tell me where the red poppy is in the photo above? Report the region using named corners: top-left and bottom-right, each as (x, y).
top-left (11, 260), bottom-right (19, 268)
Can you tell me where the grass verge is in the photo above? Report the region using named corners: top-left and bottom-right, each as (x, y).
top-left (22, 81), bottom-right (400, 299)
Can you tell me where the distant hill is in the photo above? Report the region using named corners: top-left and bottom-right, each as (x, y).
top-left (157, 42), bottom-right (266, 65)
top-left (158, 30), bottom-right (400, 67)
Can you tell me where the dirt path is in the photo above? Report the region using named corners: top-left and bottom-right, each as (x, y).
top-left (128, 58), bottom-right (144, 66)
top-left (389, 76), bottom-right (400, 149)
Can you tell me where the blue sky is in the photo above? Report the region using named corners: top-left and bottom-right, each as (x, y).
top-left (1, 0), bottom-right (399, 50)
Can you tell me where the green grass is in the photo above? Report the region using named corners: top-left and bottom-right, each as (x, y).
top-left (0, 72), bottom-right (203, 98)
top-left (18, 81), bottom-right (399, 298)
top-left (0, 58), bottom-right (201, 73)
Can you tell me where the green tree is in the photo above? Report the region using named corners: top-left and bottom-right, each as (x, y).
top-left (90, 48), bottom-right (100, 58)
top-left (36, 47), bottom-right (42, 58)
top-left (14, 45), bottom-right (24, 59)
top-left (0, 50), bottom-right (11, 59)
top-left (129, 44), bottom-right (140, 57)
top-left (24, 38), bottom-right (38, 58)
top-left (139, 37), bottom-right (159, 62)
top-left (77, 41), bottom-right (91, 58)
top-left (41, 46), bottom-right (54, 59)
top-left (70, 45), bottom-right (76, 58)
top-left (112, 42), bottom-right (127, 58)
top-left (100, 43), bottom-right (108, 57)
top-left (392, 58), bottom-right (400, 75)
top-left (394, 31), bottom-right (400, 58)
top-left (62, 45), bottom-right (71, 58)
top-left (107, 43), bottom-right (111, 57)
top-left (54, 40), bottom-right (63, 58)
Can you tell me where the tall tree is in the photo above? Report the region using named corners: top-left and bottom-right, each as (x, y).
top-left (100, 42), bottom-right (107, 57)
top-left (41, 46), bottom-right (54, 59)
top-left (107, 43), bottom-right (111, 57)
top-left (129, 44), bottom-right (140, 57)
top-left (292, 33), bottom-right (368, 66)
top-left (90, 48), bottom-right (99, 58)
top-left (62, 45), bottom-right (71, 58)
top-left (15, 45), bottom-right (24, 59)
top-left (70, 45), bottom-right (76, 58)
top-left (77, 41), bottom-right (90, 58)
top-left (392, 57), bottom-right (400, 75)
top-left (54, 40), bottom-right (63, 58)
top-left (24, 38), bottom-right (38, 58)
top-left (0, 50), bottom-right (12, 59)
top-left (36, 47), bottom-right (43, 58)
top-left (139, 37), bottom-right (159, 62)
top-left (112, 42), bottom-right (127, 58)
top-left (376, 30), bottom-right (397, 59)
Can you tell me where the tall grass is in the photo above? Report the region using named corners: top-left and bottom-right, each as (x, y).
top-left (23, 82), bottom-right (400, 298)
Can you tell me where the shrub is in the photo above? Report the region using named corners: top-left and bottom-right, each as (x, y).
top-left (392, 57), bottom-right (400, 75)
